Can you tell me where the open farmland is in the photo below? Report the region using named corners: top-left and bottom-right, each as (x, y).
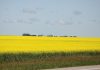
top-left (0, 36), bottom-right (100, 53)
top-left (0, 36), bottom-right (100, 70)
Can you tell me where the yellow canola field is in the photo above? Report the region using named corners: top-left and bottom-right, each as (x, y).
top-left (0, 36), bottom-right (100, 53)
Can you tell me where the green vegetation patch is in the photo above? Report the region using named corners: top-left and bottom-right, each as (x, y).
top-left (0, 51), bottom-right (100, 70)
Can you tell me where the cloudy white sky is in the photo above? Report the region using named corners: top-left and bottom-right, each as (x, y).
top-left (0, 0), bottom-right (100, 37)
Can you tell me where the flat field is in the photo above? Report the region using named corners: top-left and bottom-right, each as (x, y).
top-left (0, 36), bottom-right (100, 53)
top-left (0, 36), bottom-right (100, 70)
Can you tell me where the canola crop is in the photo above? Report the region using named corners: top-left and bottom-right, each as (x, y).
top-left (0, 36), bottom-right (100, 53)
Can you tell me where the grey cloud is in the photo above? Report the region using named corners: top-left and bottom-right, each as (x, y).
top-left (65, 22), bottom-right (73, 25)
top-left (56, 19), bottom-right (73, 25)
top-left (78, 21), bottom-right (82, 24)
top-left (90, 19), bottom-right (97, 22)
top-left (46, 19), bottom-right (73, 25)
top-left (36, 8), bottom-right (43, 10)
top-left (17, 19), bottom-right (31, 24)
top-left (88, 19), bottom-right (100, 24)
top-left (23, 9), bottom-right (37, 14)
top-left (2, 19), bottom-right (14, 23)
top-left (29, 18), bottom-right (40, 22)
top-left (58, 19), bottom-right (65, 25)
top-left (17, 19), bottom-right (24, 23)
top-left (45, 21), bottom-right (55, 25)
top-left (70, 17), bottom-right (73, 21)
top-left (45, 21), bottom-right (49, 24)
top-left (73, 11), bottom-right (82, 16)
top-left (17, 18), bottom-right (40, 24)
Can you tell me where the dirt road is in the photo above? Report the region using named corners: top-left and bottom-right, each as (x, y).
top-left (45, 65), bottom-right (100, 70)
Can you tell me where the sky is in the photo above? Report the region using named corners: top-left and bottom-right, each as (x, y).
top-left (0, 0), bottom-right (100, 37)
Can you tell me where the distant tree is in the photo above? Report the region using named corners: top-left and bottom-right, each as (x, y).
top-left (47, 35), bottom-right (53, 37)
top-left (38, 35), bottom-right (43, 36)
top-left (73, 36), bottom-right (77, 37)
top-left (63, 36), bottom-right (68, 37)
top-left (22, 33), bottom-right (31, 36)
top-left (32, 35), bottom-right (37, 36)
top-left (69, 36), bottom-right (73, 37)
top-left (53, 35), bottom-right (58, 37)
top-left (69, 36), bottom-right (77, 37)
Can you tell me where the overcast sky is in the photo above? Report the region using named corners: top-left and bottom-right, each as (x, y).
top-left (0, 0), bottom-right (100, 37)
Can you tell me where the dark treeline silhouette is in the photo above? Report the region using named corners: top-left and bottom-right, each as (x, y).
top-left (22, 33), bottom-right (77, 37)
top-left (22, 33), bottom-right (37, 36)
top-left (22, 33), bottom-right (31, 36)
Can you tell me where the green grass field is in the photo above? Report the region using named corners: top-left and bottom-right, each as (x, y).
top-left (0, 51), bottom-right (100, 70)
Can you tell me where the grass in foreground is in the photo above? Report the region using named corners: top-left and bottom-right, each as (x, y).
top-left (0, 51), bottom-right (100, 70)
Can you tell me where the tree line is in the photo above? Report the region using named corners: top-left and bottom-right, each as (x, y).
top-left (22, 33), bottom-right (77, 37)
